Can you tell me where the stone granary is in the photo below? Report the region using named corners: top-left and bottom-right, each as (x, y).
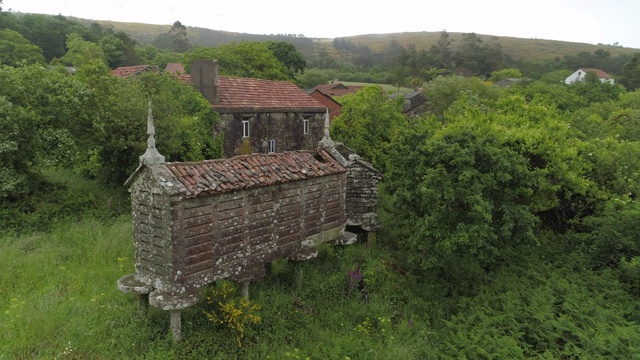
top-left (117, 105), bottom-right (380, 342)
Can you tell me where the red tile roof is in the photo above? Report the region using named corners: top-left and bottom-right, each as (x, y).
top-left (164, 150), bottom-right (345, 198)
top-left (313, 83), bottom-right (363, 97)
top-left (165, 63), bottom-right (186, 74)
top-left (111, 65), bottom-right (158, 78)
top-left (580, 68), bottom-right (613, 79)
top-left (178, 74), bottom-right (325, 111)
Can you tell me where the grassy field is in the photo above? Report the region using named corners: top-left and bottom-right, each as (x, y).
top-left (0, 216), bottom-right (426, 359)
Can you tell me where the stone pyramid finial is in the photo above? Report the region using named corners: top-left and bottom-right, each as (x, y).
top-left (139, 100), bottom-right (165, 165)
top-left (318, 108), bottom-right (335, 149)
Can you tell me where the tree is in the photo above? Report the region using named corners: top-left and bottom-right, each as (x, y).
top-left (99, 35), bottom-right (127, 68)
top-left (265, 41), bottom-right (306, 78)
top-left (619, 52), bottom-right (640, 91)
top-left (19, 14), bottom-right (80, 62)
top-left (0, 95), bottom-right (39, 197)
top-left (383, 94), bottom-right (590, 271)
top-left (330, 86), bottom-right (406, 171)
top-left (0, 29), bottom-right (46, 66)
top-left (421, 75), bottom-right (500, 117)
top-left (431, 29), bottom-right (453, 69)
top-left (169, 21), bottom-right (189, 53)
top-left (518, 81), bottom-right (586, 113)
top-left (184, 41), bottom-right (289, 80)
top-left (154, 21), bottom-right (190, 53)
top-left (59, 33), bottom-right (105, 67)
top-left (489, 68), bottom-right (522, 82)
top-left (297, 68), bottom-right (331, 89)
top-left (73, 65), bottom-right (221, 185)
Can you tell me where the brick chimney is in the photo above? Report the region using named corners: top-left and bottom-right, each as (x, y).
top-left (190, 59), bottom-right (219, 105)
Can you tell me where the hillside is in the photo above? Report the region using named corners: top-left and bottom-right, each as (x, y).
top-left (342, 32), bottom-right (639, 61)
top-left (74, 17), bottom-right (639, 62)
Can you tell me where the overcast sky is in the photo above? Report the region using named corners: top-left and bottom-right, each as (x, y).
top-left (5, 0), bottom-right (640, 49)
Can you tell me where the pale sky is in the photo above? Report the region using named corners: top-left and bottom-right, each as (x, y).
top-left (5, 0), bottom-right (640, 49)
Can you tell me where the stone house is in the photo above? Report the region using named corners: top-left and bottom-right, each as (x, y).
top-left (118, 105), bottom-right (379, 341)
top-left (564, 68), bottom-right (614, 84)
top-left (189, 60), bottom-right (327, 158)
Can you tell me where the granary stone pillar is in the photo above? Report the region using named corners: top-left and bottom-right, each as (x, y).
top-left (366, 230), bottom-right (377, 248)
top-left (169, 310), bottom-right (182, 342)
top-left (149, 288), bottom-right (201, 343)
top-left (240, 281), bottom-right (250, 300)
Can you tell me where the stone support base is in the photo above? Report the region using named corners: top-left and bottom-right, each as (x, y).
top-left (333, 231), bottom-right (358, 245)
top-left (366, 231), bottom-right (377, 248)
top-left (149, 288), bottom-right (201, 343)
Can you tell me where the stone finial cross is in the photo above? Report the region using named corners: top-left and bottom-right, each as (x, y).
top-left (139, 100), bottom-right (165, 165)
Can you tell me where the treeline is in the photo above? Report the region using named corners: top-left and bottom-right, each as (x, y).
top-left (4, 12), bottom-right (640, 92)
top-left (0, 12), bottom-right (309, 85)
top-left (0, 63), bottom-right (221, 206)
top-left (312, 31), bottom-right (639, 89)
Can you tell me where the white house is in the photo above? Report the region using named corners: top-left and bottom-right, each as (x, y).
top-left (564, 68), bottom-right (614, 85)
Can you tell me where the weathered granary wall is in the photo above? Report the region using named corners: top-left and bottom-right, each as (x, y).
top-left (136, 172), bottom-right (346, 293)
top-left (336, 144), bottom-right (381, 231)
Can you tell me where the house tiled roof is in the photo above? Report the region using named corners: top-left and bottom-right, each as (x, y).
top-left (313, 83), bottom-right (363, 97)
top-left (580, 68), bottom-right (612, 79)
top-left (165, 62), bottom-right (186, 74)
top-left (178, 74), bottom-right (325, 111)
top-left (111, 65), bottom-right (158, 78)
top-left (164, 150), bottom-right (345, 198)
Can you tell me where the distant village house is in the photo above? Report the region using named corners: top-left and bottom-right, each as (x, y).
top-left (564, 68), bottom-right (614, 84)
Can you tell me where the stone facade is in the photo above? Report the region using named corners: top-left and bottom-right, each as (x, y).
top-left (217, 110), bottom-right (325, 156)
top-left (337, 144), bottom-right (381, 232)
top-left (124, 157), bottom-right (347, 297)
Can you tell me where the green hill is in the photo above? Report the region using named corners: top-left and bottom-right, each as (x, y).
top-left (72, 17), bottom-right (639, 62)
top-left (343, 31), bottom-right (639, 61)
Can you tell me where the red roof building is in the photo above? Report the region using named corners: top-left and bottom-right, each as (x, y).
top-left (189, 60), bottom-right (328, 158)
top-left (164, 62), bottom-right (186, 75)
top-left (308, 89), bottom-right (342, 124)
top-left (565, 68), bottom-right (615, 84)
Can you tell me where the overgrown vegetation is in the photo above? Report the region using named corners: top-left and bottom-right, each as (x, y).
top-left (2, 169), bottom-right (639, 358)
top-left (2, 10), bottom-right (640, 359)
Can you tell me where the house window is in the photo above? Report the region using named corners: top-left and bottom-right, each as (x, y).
top-left (268, 140), bottom-right (276, 153)
top-left (242, 120), bottom-right (249, 138)
top-left (303, 119), bottom-right (309, 135)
